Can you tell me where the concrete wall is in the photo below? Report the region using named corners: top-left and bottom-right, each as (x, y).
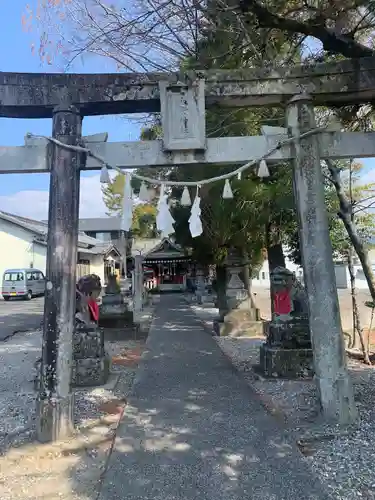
top-left (0, 219), bottom-right (47, 281)
top-left (250, 247), bottom-right (356, 291)
top-left (351, 249), bottom-right (375, 290)
top-left (334, 264), bottom-right (348, 289)
top-left (78, 252), bottom-right (105, 285)
top-left (354, 267), bottom-right (371, 290)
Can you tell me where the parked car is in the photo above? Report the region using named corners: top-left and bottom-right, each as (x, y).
top-left (2, 268), bottom-right (45, 301)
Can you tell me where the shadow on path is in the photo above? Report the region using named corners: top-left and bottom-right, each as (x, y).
top-left (94, 295), bottom-right (330, 500)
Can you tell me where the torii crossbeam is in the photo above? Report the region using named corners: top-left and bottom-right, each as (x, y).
top-left (1, 55), bottom-right (375, 118)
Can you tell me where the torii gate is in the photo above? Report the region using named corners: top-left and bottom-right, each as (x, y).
top-left (1, 56), bottom-right (375, 442)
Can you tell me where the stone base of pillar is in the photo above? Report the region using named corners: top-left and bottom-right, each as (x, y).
top-left (259, 343), bottom-right (314, 378)
top-left (150, 293), bottom-right (160, 305)
top-left (36, 393), bottom-right (74, 443)
top-left (214, 309), bottom-right (263, 337)
top-left (133, 306), bottom-right (154, 335)
top-left (196, 292), bottom-right (209, 305)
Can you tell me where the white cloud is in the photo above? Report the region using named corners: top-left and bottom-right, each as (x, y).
top-left (0, 174), bottom-right (109, 220)
top-left (359, 169), bottom-right (375, 187)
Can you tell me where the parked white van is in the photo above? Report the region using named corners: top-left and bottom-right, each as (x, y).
top-left (2, 268), bottom-right (45, 301)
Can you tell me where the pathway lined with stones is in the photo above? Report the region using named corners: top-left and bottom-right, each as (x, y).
top-left (99, 295), bottom-right (330, 500)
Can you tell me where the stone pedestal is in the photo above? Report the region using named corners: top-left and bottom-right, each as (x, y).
top-left (34, 324), bottom-right (110, 390)
top-left (265, 318), bottom-right (312, 349)
top-left (260, 344), bottom-right (314, 378)
top-left (99, 293), bottom-right (131, 328)
top-left (72, 324), bottom-right (111, 386)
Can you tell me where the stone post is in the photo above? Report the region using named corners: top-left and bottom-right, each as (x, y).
top-left (36, 104), bottom-right (83, 442)
top-left (119, 230), bottom-right (128, 291)
top-left (195, 267), bottom-right (206, 304)
top-left (133, 255), bottom-right (144, 323)
top-left (286, 94), bottom-right (357, 424)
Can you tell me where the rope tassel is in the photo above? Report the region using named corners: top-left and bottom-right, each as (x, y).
top-left (257, 159), bottom-right (270, 178)
top-left (189, 187), bottom-right (203, 238)
top-left (100, 165), bottom-right (111, 184)
top-left (156, 184), bottom-right (175, 237)
top-left (121, 172), bottom-right (133, 231)
top-left (139, 181), bottom-right (151, 202)
top-left (222, 179), bottom-right (234, 199)
top-left (180, 186), bottom-right (192, 206)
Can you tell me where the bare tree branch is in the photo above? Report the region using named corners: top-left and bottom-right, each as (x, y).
top-left (238, 0), bottom-right (375, 58)
top-left (326, 158), bottom-right (375, 302)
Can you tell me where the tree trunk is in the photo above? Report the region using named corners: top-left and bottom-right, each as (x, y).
top-left (215, 265), bottom-right (228, 320)
top-left (347, 251), bottom-right (371, 364)
top-left (348, 252), bottom-right (357, 349)
top-left (326, 159), bottom-right (375, 302)
top-left (267, 241), bottom-right (286, 271)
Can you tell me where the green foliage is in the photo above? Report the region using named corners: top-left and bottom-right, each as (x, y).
top-left (98, 0), bottom-right (304, 269)
top-left (102, 174), bottom-right (158, 238)
top-left (102, 174), bottom-right (124, 214)
top-left (98, 0), bottom-right (375, 271)
top-left (159, 2), bottom-right (303, 268)
top-left (132, 204), bottom-right (158, 238)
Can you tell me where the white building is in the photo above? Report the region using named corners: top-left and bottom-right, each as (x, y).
top-left (0, 211), bottom-right (122, 287)
top-left (250, 246), bottom-right (375, 290)
top-left (252, 251), bottom-right (303, 287)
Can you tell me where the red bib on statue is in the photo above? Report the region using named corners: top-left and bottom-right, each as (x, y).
top-left (88, 299), bottom-right (99, 322)
top-left (273, 290), bottom-right (292, 315)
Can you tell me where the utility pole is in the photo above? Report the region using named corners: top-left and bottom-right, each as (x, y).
top-left (286, 94), bottom-right (357, 424)
top-left (36, 104), bottom-right (83, 442)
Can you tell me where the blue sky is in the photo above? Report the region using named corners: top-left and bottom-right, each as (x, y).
top-left (0, 1), bottom-right (374, 219)
top-left (0, 0), bottom-right (142, 218)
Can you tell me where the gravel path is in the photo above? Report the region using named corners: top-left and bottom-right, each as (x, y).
top-left (0, 326), bottom-right (147, 500)
top-left (188, 301), bottom-right (375, 500)
top-left (0, 329), bottom-right (40, 445)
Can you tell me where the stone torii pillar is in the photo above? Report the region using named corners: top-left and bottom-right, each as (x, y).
top-left (286, 94), bottom-right (357, 424)
top-left (36, 104), bottom-right (83, 442)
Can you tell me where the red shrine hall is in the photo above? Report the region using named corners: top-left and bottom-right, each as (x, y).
top-left (142, 238), bottom-right (193, 292)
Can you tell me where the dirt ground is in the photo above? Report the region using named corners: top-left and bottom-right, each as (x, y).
top-left (253, 287), bottom-right (375, 346)
top-left (0, 333), bottom-right (147, 500)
